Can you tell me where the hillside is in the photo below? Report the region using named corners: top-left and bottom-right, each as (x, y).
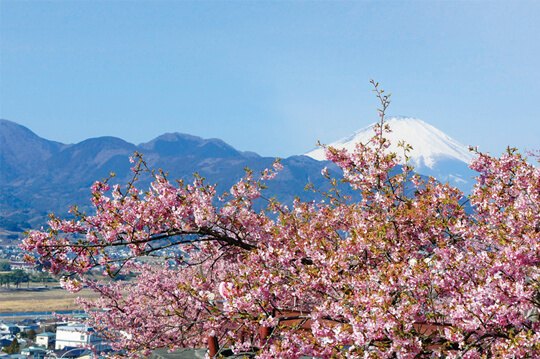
top-left (0, 120), bottom-right (347, 241)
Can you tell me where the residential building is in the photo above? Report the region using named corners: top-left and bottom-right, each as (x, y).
top-left (54, 325), bottom-right (105, 351)
top-left (8, 262), bottom-right (39, 273)
top-left (35, 332), bottom-right (55, 349)
top-left (20, 345), bottom-right (48, 358)
top-left (0, 324), bottom-right (20, 336)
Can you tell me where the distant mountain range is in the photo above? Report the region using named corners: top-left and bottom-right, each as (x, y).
top-left (0, 119), bottom-right (348, 240)
top-left (0, 117), bottom-right (477, 240)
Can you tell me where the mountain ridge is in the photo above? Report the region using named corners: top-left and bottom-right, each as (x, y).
top-left (0, 120), bottom-right (348, 240)
top-left (1, 117), bottom-right (474, 240)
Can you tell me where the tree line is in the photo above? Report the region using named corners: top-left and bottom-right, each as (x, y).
top-left (0, 269), bottom-right (30, 288)
top-left (0, 269), bottom-right (56, 288)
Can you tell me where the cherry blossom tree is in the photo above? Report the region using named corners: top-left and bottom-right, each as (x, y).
top-left (22, 81), bottom-right (540, 358)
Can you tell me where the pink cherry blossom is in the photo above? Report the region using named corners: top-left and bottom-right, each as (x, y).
top-left (21, 83), bottom-right (540, 358)
top-left (219, 282), bottom-right (233, 299)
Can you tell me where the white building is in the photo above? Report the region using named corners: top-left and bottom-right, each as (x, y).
top-left (54, 324), bottom-right (105, 351)
top-left (35, 332), bottom-right (55, 348)
top-left (0, 323), bottom-right (20, 336)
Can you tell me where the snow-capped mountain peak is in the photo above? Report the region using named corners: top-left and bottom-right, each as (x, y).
top-left (304, 116), bottom-right (478, 193)
top-left (305, 116), bottom-right (474, 169)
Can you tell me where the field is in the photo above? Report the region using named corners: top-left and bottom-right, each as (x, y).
top-left (0, 285), bottom-right (100, 313)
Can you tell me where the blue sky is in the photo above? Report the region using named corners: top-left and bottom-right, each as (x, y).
top-left (1, 1), bottom-right (539, 158)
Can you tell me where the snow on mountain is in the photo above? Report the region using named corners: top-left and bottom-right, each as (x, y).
top-left (304, 116), bottom-right (478, 193)
top-left (305, 116), bottom-right (474, 167)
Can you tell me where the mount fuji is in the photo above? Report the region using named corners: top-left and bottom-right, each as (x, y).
top-left (304, 116), bottom-right (478, 194)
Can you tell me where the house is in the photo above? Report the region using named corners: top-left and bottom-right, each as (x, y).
top-left (38, 318), bottom-right (67, 332)
top-left (35, 332), bottom-right (55, 349)
top-left (0, 324), bottom-right (20, 336)
top-left (19, 345), bottom-right (48, 358)
top-left (54, 325), bottom-right (106, 351)
top-left (8, 262), bottom-right (39, 273)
